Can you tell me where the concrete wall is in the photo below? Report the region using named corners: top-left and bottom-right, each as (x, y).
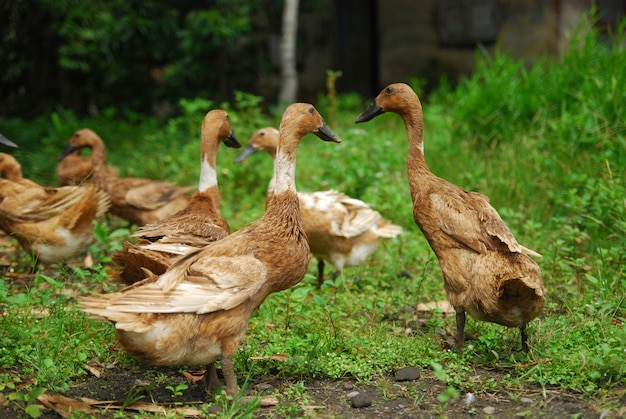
top-left (292, 0), bottom-right (600, 99)
top-left (376, 0), bottom-right (592, 89)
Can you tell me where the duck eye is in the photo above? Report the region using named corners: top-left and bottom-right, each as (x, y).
top-left (308, 106), bottom-right (315, 114)
top-left (260, 132), bottom-right (265, 136)
top-left (386, 86), bottom-right (394, 94)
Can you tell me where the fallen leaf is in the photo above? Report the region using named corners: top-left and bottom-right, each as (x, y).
top-left (37, 394), bottom-right (95, 418)
top-left (241, 395), bottom-right (279, 407)
top-left (83, 252), bottom-right (94, 269)
top-left (38, 393), bottom-right (203, 418)
top-left (183, 370), bottom-right (206, 383)
top-left (416, 300), bottom-right (454, 315)
top-left (84, 364), bottom-right (102, 378)
top-left (29, 308), bottom-right (50, 318)
top-left (248, 353), bottom-right (290, 362)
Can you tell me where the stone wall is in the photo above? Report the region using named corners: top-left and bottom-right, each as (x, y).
top-left (375, 0), bottom-right (591, 89)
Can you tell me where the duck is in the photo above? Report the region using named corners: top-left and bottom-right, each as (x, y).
top-left (58, 129), bottom-right (193, 226)
top-left (0, 153), bottom-right (110, 265)
top-left (356, 83), bottom-right (544, 351)
top-left (111, 109), bottom-right (241, 285)
top-left (56, 147), bottom-right (120, 186)
top-left (79, 103), bottom-right (342, 396)
top-left (235, 126), bottom-right (403, 288)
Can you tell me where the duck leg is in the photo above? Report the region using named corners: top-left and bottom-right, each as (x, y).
top-left (520, 324), bottom-right (529, 352)
top-left (455, 311), bottom-right (466, 349)
top-left (205, 362), bottom-right (220, 393)
top-left (221, 354), bottom-right (239, 397)
top-left (316, 259), bottom-right (326, 288)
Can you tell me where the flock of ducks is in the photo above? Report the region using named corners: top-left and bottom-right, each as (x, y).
top-left (0, 84), bottom-right (544, 397)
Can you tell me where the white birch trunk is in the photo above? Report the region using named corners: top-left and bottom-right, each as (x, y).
top-left (278, 0), bottom-right (299, 106)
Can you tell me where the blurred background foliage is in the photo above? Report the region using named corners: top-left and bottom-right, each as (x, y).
top-left (0, 0), bottom-right (309, 118)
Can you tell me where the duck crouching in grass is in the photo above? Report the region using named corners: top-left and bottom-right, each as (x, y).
top-left (80, 103), bottom-right (342, 397)
top-left (58, 128), bottom-right (193, 226)
top-left (0, 153), bottom-right (110, 266)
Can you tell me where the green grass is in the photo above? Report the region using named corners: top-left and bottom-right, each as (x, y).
top-left (1, 14), bottom-right (625, 418)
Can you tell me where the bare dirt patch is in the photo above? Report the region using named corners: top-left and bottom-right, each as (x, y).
top-left (1, 364), bottom-right (615, 418)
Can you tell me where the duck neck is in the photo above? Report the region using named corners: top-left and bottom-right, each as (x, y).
top-left (264, 131), bottom-right (303, 231)
top-left (89, 139), bottom-right (109, 187)
top-left (197, 131), bottom-right (220, 196)
top-left (90, 138), bottom-right (107, 169)
top-left (402, 104), bottom-right (431, 197)
top-left (272, 133), bottom-right (298, 196)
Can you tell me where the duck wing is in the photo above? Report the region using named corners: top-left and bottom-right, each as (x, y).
top-left (0, 184), bottom-right (88, 223)
top-left (100, 255), bottom-right (267, 315)
top-left (430, 189), bottom-right (541, 257)
top-left (124, 180), bottom-right (192, 211)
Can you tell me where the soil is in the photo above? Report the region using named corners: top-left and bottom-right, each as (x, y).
top-left (3, 364), bottom-right (622, 418)
top-left (1, 237), bottom-right (624, 418)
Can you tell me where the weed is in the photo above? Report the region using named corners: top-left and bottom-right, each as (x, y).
top-left (165, 382), bottom-right (188, 398)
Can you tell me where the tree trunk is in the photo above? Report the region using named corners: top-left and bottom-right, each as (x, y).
top-left (277, 0), bottom-right (299, 107)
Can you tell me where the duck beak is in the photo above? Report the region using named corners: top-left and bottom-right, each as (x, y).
top-left (314, 123), bottom-right (342, 143)
top-left (234, 142), bottom-right (259, 163)
top-left (225, 132), bottom-right (242, 149)
top-left (57, 143), bottom-right (79, 161)
top-left (0, 134), bottom-right (18, 148)
top-left (355, 100), bottom-right (385, 123)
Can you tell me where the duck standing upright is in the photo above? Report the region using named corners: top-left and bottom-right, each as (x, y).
top-left (235, 127), bottom-right (403, 288)
top-left (58, 129), bottom-right (192, 226)
top-left (112, 109), bottom-right (241, 284)
top-left (0, 153), bottom-right (110, 265)
top-left (356, 83), bottom-right (544, 351)
top-left (80, 103), bottom-right (342, 396)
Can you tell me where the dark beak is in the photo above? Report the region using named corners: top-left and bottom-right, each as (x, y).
top-left (224, 132), bottom-right (242, 149)
top-left (355, 100), bottom-right (385, 123)
top-left (314, 123), bottom-right (342, 143)
top-left (0, 134), bottom-right (18, 148)
top-left (234, 142), bottom-right (259, 163)
top-left (57, 143), bottom-right (79, 161)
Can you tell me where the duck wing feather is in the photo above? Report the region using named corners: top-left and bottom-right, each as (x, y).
top-left (430, 190), bottom-right (541, 257)
top-left (89, 255), bottom-right (267, 315)
top-left (124, 181), bottom-right (192, 210)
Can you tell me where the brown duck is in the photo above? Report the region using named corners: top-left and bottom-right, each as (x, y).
top-left (58, 129), bottom-right (192, 226)
top-left (57, 147), bottom-right (119, 186)
top-left (356, 83), bottom-right (544, 351)
top-left (79, 103), bottom-right (341, 396)
top-left (0, 153), bottom-right (110, 265)
top-left (112, 109), bottom-right (241, 284)
top-left (235, 126), bottom-right (403, 288)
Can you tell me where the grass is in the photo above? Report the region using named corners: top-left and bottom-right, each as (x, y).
top-left (1, 14), bottom-right (625, 418)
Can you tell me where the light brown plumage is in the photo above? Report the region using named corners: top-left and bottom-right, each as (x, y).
top-left (235, 127), bottom-right (403, 288)
top-left (57, 149), bottom-right (120, 186)
top-left (58, 129), bottom-right (192, 226)
top-left (79, 103), bottom-right (341, 396)
top-left (0, 153), bottom-right (110, 265)
top-left (112, 109), bottom-right (241, 285)
top-left (356, 83), bottom-right (544, 351)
